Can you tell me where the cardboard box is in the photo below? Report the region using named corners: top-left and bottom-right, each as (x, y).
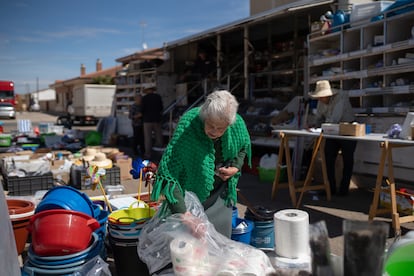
top-left (339, 123), bottom-right (366, 136)
top-left (116, 158), bottom-right (133, 180)
top-left (322, 123), bottom-right (339, 135)
top-left (380, 188), bottom-right (414, 215)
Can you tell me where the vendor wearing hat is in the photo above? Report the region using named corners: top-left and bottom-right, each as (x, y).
top-left (308, 80), bottom-right (356, 196)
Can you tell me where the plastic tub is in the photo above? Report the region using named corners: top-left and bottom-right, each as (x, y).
top-left (108, 202), bottom-right (156, 225)
top-left (35, 186), bottom-right (97, 217)
top-left (244, 206), bottom-right (277, 250)
top-left (108, 222), bottom-right (145, 240)
top-left (232, 206), bottom-right (238, 228)
top-left (28, 209), bottom-right (100, 256)
top-left (94, 206), bottom-right (109, 241)
top-left (27, 232), bottom-right (101, 267)
top-left (231, 218), bottom-right (254, 244)
top-left (249, 220), bottom-right (275, 250)
top-left (108, 235), bottom-right (150, 276)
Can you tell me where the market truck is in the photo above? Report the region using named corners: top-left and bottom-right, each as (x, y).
top-left (57, 84), bottom-right (115, 126)
top-left (0, 80), bottom-right (16, 105)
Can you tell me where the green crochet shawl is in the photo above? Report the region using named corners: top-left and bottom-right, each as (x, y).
top-left (151, 107), bottom-right (251, 206)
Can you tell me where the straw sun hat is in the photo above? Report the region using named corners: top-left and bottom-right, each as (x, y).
top-left (308, 80), bottom-right (337, 98)
top-left (90, 152), bottom-right (113, 169)
top-left (81, 148), bottom-right (98, 162)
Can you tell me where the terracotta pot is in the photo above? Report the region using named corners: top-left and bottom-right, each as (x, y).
top-left (7, 199), bottom-right (35, 215)
top-left (7, 199), bottom-right (35, 255)
top-left (10, 216), bottom-right (32, 255)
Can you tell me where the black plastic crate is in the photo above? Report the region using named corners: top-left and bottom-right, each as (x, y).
top-left (70, 165), bottom-right (121, 190)
top-left (3, 172), bottom-right (54, 196)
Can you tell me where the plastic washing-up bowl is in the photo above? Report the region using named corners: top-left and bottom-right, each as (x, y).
top-left (27, 232), bottom-right (101, 267)
top-left (28, 209), bottom-right (100, 256)
top-left (35, 186), bottom-right (96, 217)
top-left (108, 202), bottom-right (156, 225)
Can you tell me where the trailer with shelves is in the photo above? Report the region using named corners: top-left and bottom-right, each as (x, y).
top-left (306, 1), bottom-right (414, 181)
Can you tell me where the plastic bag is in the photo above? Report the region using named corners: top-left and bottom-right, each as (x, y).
top-left (309, 220), bottom-right (335, 276)
top-left (73, 256), bottom-right (112, 276)
top-left (259, 153), bottom-right (278, 169)
top-left (387, 123), bottom-right (402, 139)
top-left (138, 191), bottom-right (276, 275)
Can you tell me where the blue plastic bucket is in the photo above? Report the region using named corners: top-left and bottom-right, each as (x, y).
top-left (250, 220), bottom-right (274, 250)
top-left (232, 206), bottom-right (238, 228)
top-left (244, 206), bottom-right (277, 250)
top-left (93, 206), bottom-right (109, 239)
top-left (231, 218), bottom-right (254, 244)
top-left (35, 186), bottom-right (96, 217)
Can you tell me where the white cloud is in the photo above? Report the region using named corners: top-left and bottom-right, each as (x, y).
top-left (36, 27), bottom-right (123, 39)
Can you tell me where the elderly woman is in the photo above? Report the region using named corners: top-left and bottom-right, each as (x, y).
top-left (151, 90), bottom-right (251, 238)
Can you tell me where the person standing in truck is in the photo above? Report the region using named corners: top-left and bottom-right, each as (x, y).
top-left (141, 85), bottom-right (164, 160)
top-left (66, 101), bottom-right (74, 129)
top-left (129, 93), bottom-right (144, 156)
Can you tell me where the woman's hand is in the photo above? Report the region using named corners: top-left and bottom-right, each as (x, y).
top-left (181, 211), bottom-right (206, 239)
top-left (216, 166), bottom-right (239, 181)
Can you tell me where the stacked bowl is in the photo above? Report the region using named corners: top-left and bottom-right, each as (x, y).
top-left (108, 201), bottom-right (156, 240)
top-left (6, 198), bottom-right (35, 255)
top-left (107, 200), bottom-right (157, 276)
top-left (22, 186), bottom-right (109, 275)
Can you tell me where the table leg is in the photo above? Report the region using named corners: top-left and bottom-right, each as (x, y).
top-left (387, 144), bottom-right (401, 235)
top-left (319, 138), bottom-right (331, 201)
top-left (272, 133), bottom-right (286, 200)
top-left (368, 142), bottom-right (387, 221)
top-left (297, 133), bottom-right (325, 207)
top-left (284, 135), bottom-right (297, 207)
top-left (272, 133), bottom-right (297, 206)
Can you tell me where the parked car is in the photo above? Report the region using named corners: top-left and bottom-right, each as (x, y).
top-left (0, 102), bottom-right (16, 119)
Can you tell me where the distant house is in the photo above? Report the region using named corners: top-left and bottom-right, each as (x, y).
top-left (50, 59), bottom-right (121, 115)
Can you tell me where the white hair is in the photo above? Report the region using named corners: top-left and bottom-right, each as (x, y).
top-left (199, 90), bottom-right (239, 124)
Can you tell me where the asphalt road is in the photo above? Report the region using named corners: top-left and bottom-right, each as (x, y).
top-left (2, 111), bottom-right (95, 133)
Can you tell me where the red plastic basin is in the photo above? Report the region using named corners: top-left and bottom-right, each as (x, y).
top-left (28, 209), bottom-right (100, 256)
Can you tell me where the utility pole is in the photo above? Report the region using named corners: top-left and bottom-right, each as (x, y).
top-left (140, 21), bottom-right (147, 50)
top-left (36, 77), bottom-right (39, 103)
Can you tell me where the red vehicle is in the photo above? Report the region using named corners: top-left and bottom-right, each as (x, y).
top-left (0, 80), bottom-right (16, 106)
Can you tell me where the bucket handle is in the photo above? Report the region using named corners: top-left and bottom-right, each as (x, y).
top-left (86, 218), bottom-right (100, 231)
top-left (237, 189), bottom-right (270, 220)
top-left (129, 200), bottom-right (149, 209)
top-left (108, 216), bottom-right (149, 224)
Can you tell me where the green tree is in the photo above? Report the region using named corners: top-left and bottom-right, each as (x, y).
top-left (92, 75), bottom-right (114, 84)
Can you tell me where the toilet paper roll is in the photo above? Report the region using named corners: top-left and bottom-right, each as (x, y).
top-left (170, 237), bottom-right (194, 266)
top-left (170, 235), bottom-right (210, 273)
top-left (274, 209), bottom-right (310, 259)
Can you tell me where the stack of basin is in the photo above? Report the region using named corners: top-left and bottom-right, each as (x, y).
top-left (6, 198), bottom-right (35, 255)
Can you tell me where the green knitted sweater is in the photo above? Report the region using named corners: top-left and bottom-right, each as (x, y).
top-left (151, 107), bottom-right (251, 206)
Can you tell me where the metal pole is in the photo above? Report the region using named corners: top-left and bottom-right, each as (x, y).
top-left (243, 26), bottom-right (249, 100)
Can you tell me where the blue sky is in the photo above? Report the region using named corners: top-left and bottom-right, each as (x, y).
top-left (0, 0), bottom-right (249, 94)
